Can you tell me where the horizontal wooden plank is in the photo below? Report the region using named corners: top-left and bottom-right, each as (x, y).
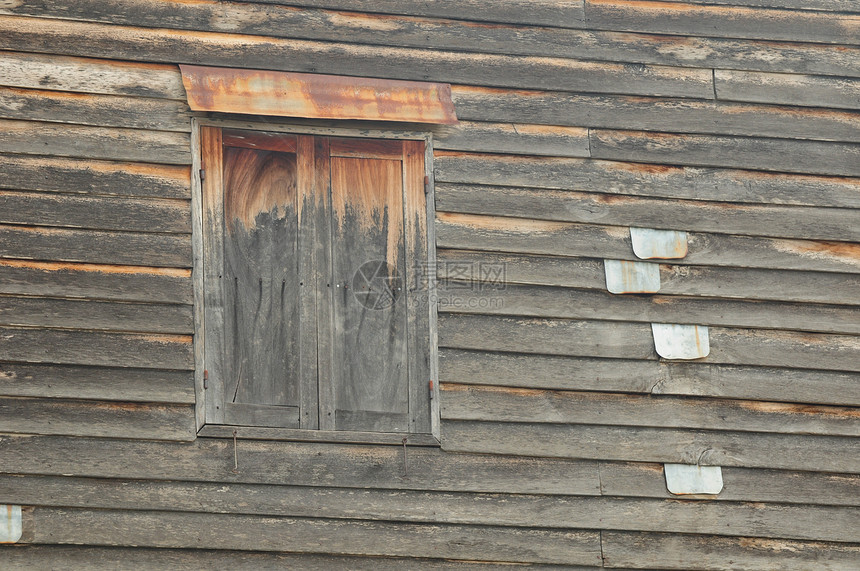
top-left (440, 348), bottom-right (860, 407)
top-left (0, 225), bottom-right (192, 267)
top-left (1, 475), bottom-right (858, 543)
top-left (441, 420), bottom-right (860, 473)
top-left (715, 69), bottom-right (860, 110)
top-left (600, 462), bottom-right (860, 507)
top-left (451, 85), bottom-right (860, 143)
top-left (441, 384), bottom-right (860, 437)
top-left (0, 296), bottom-right (192, 334)
top-left (585, 0), bottom-right (860, 45)
top-left (0, 397), bottom-right (194, 440)
top-left (21, 507), bottom-right (602, 564)
top-left (0, 546), bottom-right (539, 571)
top-left (436, 183), bottom-right (860, 242)
top-left (0, 16), bottom-right (714, 99)
top-left (437, 282), bottom-right (860, 335)
top-left (673, 0), bottom-right (860, 14)
top-left (0, 191), bottom-right (190, 233)
top-left (434, 153), bottom-right (860, 209)
top-left (0, 259), bottom-right (192, 304)
top-left (435, 212), bottom-right (860, 274)
top-left (435, 122), bottom-right (590, 158)
top-left (602, 531), bottom-right (860, 571)
top-left (439, 314), bottom-right (860, 372)
top-left (0, 435), bottom-right (602, 496)
top-left (436, 249), bottom-right (860, 306)
top-left (0, 363), bottom-right (193, 403)
top-left (0, 51), bottom-right (185, 99)
top-left (0, 327), bottom-right (193, 370)
top-left (589, 130), bottom-right (860, 177)
top-left (199, 425), bottom-right (438, 446)
top-left (0, 119), bottom-right (190, 165)
top-left (0, 154), bottom-right (190, 199)
top-left (0, 86), bottom-right (190, 132)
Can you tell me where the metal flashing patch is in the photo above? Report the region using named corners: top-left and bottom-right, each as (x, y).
top-left (604, 259), bottom-right (661, 294)
top-left (664, 464), bottom-right (724, 495)
top-left (651, 323), bottom-right (710, 360)
top-left (630, 227), bottom-right (688, 259)
top-left (0, 505), bottom-right (22, 543)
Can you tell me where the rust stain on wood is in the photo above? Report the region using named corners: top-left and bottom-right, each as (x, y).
top-left (0, 259), bottom-right (190, 277)
top-left (180, 65), bottom-right (457, 124)
top-left (437, 212), bottom-right (569, 233)
top-left (772, 239), bottom-right (860, 265)
top-left (138, 334), bottom-right (193, 344)
top-left (737, 401), bottom-right (860, 418)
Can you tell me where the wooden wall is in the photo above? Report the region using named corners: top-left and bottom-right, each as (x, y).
top-left (1, 1), bottom-right (858, 568)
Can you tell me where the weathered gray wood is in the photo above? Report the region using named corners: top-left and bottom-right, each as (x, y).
top-left (441, 420), bottom-right (860, 473)
top-left (715, 70), bottom-right (860, 110)
top-left (434, 153), bottom-right (860, 209)
top-left (0, 397), bottom-right (194, 440)
top-left (451, 86), bottom-right (860, 143)
top-left (22, 507), bottom-right (603, 564)
top-left (0, 224), bottom-right (192, 268)
top-left (585, 0), bottom-right (860, 45)
top-left (0, 86), bottom-right (190, 131)
top-left (0, 51), bottom-right (185, 99)
top-left (439, 348), bottom-right (860, 406)
top-left (0, 259), bottom-right (192, 304)
top-left (0, 296), bottom-right (192, 334)
top-left (2, 475), bottom-right (858, 543)
top-left (0, 435), bottom-right (602, 496)
top-left (1, 546), bottom-right (548, 571)
top-left (198, 425), bottom-right (439, 446)
top-left (602, 531), bottom-right (860, 571)
top-left (0, 16), bottom-right (714, 99)
top-left (0, 119), bottom-right (190, 165)
top-left (0, 154), bottom-right (190, 199)
top-left (675, 0), bottom-right (860, 13)
top-left (0, 191), bottom-right (190, 234)
top-left (590, 130), bottom-right (860, 177)
top-left (436, 183), bottom-right (860, 242)
top-left (435, 212), bottom-right (860, 274)
top-left (0, 327), bottom-right (193, 370)
top-left (441, 384), bottom-right (860, 437)
top-left (0, 363), bottom-right (194, 403)
top-left (709, 327), bottom-right (860, 372)
top-left (436, 282), bottom-right (860, 335)
top-left (435, 122), bottom-right (590, 157)
top-left (437, 249), bottom-right (860, 306)
top-left (600, 462), bottom-right (860, 507)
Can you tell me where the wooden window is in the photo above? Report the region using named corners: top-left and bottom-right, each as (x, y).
top-left (199, 126), bottom-right (433, 436)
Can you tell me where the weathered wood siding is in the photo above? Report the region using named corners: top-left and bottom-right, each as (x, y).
top-left (0, 1), bottom-right (858, 568)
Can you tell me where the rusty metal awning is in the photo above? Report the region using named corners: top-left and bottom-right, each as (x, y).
top-left (180, 65), bottom-right (458, 124)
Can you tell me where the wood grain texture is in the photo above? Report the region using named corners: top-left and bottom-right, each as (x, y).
top-left (0, 51), bottom-right (185, 99)
top-left (602, 531), bottom-right (860, 570)
top-left (435, 122), bottom-right (590, 157)
top-left (0, 86), bottom-right (190, 131)
top-left (441, 384), bottom-right (860, 437)
top-left (0, 16), bottom-right (714, 99)
top-left (0, 259), bottom-right (192, 304)
top-left (441, 420), bottom-right (860, 473)
top-left (671, 0), bottom-right (860, 13)
top-left (0, 154), bottom-right (190, 199)
top-left (0, 363), bottom-right (194, 403)
top-left (0, 327), bottom-right (193, 370)
top-left (21, 507), bottom-right (603, 564)
top-left (434, 153), bottom-right (860, 209)
top-left (589, 130), bottom-right (860, 177)
top-left (0, 225), bottom-right (192, 268)
top-left (451, 85), bottom-right (860, 143)
top-left (0, 397), bottom-right (195, 440)
top-left (0, 191), bottom-right (190, 233)
top-left (436, 183), bottom-right (860, 242)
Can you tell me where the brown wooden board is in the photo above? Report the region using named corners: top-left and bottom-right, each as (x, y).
top-left (0, 259), bottom-right (192, 304)
top-left (0, 397), bottom-right (194, 440)
top-left (716, 69), bottom-right (860, 110)
top-left (441, 420), bottom-right (860, 473)
top-left (434, 153), bottom-right (860, 209)
top-left (435, 122), bottom-right (590, 157)
top-left (0, 154), bottom-right (190, 199)
top-left (0, 363), bottom-right (194, 403)
top-left (0, 86), bottom-right (190, 131)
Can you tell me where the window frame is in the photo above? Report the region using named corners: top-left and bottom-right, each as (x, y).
top-left (190, 117), bottom-right (441, 445)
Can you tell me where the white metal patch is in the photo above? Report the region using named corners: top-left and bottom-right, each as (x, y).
top-left (0, 505), bottom-right (22, 543)
top-left (664, 464), bottom-right (724, 495)
top-left (604, 260), bottom-right (661, 294)
top-left (630, 227), bottom-right (688, 259)
top-left (652, 323), bottom-right (710, 360)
